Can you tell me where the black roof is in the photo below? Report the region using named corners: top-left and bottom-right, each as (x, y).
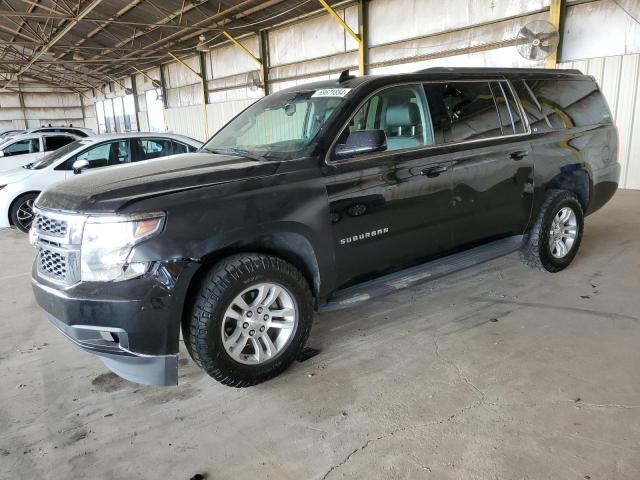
top-left (276, 66), bottom-right (586, 96)
top-left (416, 67), bottom-right (583, 77)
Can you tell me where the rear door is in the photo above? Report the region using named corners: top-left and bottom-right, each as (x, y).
top-left (426, 80), bottom-right (534, 249)
top-left (325, 83), bottom-right (455, 287)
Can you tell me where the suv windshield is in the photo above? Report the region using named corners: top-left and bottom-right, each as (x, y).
top-left (27, 140), bottom-right (87, 169)
top-left (202, 88), bottom-right (347, 160)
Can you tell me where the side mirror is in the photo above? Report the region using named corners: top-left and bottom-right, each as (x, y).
top-left (334, 129), bottom-right (387, 160)
top-left (0, 150), bottom-right (4, 157)
top-left (72, 159), bottom-right (89, 174)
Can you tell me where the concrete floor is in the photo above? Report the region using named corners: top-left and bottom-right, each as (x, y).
top-left (1, 190), bottom-right (639, 480)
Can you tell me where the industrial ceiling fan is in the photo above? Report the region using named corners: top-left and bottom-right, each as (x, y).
top-left (516, 20), bottom-right (560, 61)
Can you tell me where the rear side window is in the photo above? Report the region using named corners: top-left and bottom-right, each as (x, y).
top-left (44, 135), bottom-right (75, 152)
top-left (137, 138), bottom-right (173, 161)
top-left (173, 141), bottom-right (196, 154)
top-left (433, 82), bottom-right (503, 143)
top-left (514, 79), bottom-right (612, 131)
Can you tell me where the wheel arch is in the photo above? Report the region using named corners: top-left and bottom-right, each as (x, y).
top-left (179, 231), bottom-right (323, 348)
top-left (545, 167), bottom-right (592, 211)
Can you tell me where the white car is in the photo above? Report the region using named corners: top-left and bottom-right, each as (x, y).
top-left (0, 132), bottom-right (202, 232)
top-left (0, 129), bottom-right (25, 141)
top-left (0, 132), bottom-right (80, 173)
top-left (25, 125), bottom-right (95, 138)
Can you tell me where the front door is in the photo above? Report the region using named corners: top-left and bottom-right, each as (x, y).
top-left (325, 84), bottom-right (454, 288)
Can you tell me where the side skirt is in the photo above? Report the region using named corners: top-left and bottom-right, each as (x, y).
top-left (320, 235), bottom-right (524, 312)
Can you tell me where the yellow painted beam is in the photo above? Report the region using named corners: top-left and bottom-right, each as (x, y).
top-left (168, 52), bottom-right (209, 139)
top-left (105, 74), bottom-right (129, 91)
top-left (222, 31), bottom-right (261, 65)
top-left (546, 0), bottom-right (563, 68)
top-left (318, 0), bottom-right (365, 76)
top-left (318, 0), bottom-right (360, 44)
top-left (130, 65), bottom-right (161, 88)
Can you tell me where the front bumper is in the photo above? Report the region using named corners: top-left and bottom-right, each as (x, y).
top-left (32, 260), bottom-right (199, 386)
top-left (47, 312), bottom-right (178, 386)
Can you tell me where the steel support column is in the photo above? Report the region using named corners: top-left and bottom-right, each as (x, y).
top-left (130, 74), bottom-right (141, 132)
top-left (158, 63), bottom-right (168, 110)
top-left (546, 0), bottom-right (565, 68)
top-left (168, 52), bottom-right (209, 139)
top-left (259, 30), bottom-right (270, 96)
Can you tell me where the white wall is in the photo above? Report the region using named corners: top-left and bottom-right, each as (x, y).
top-left (0, 87), bottom-right (85, 131)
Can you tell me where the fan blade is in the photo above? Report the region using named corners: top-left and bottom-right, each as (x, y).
top-left (529, 45), bottom-right (539, 60)
top-left (538, 31), bottom-right (559, 42)
top-left (539, 43), bottom-right (553, 53)
top-left (519, 26), bottom-right (537, 41)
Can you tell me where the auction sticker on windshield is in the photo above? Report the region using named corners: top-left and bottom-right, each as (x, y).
top-left (312, 88), bottom-right (351, 98)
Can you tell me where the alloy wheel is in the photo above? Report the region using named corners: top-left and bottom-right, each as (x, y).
top-left (548, 206), bottom-right (578, 258)
top-left (221, 282), bottom-right (298, 365)
top-left (16, 198), bottom-right (35, 231)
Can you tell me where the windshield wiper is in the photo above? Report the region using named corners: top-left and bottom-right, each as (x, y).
top-left (203, 147), bottom-right (268, 162)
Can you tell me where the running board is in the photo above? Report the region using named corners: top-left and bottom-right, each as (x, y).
top-left (321, 235), bottom-right (523, 312)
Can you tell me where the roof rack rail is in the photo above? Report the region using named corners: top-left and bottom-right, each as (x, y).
top-left (415, 67), bottom-right (582, 75)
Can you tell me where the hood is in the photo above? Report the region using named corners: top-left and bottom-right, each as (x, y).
top-left (36, 152), bottom-right (280, 212)
top-left (0, 166), bottom-right (34, 185)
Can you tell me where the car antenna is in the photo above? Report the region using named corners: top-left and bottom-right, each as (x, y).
top-left (337, 69), bottom-right (355, 84)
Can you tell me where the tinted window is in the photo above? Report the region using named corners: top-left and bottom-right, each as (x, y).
top-left (341, 84), bottom-right (434, 153)
top-left (63, 140), bottom-right (130, 169)
top-left (515, 79), bottom-right (612, 131)
top-left (137, 138), bottom-right (173, 161)
top-left (2, 138), bottom-right (39, 156)
top-left (44, 135), bottom-right (75, 152)
top-left (512, 80), bottom-right (554, 132)
top-left (439, 82), bottom-right (502, 142)
top-left (172, 141), bottom-right (194, 154)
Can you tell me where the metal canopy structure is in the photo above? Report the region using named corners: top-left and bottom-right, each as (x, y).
top-left (0, 0), bottom-right (327, 91)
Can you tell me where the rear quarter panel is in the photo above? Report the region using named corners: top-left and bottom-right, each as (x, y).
top-left (531, 124), bottom-right (619, 218)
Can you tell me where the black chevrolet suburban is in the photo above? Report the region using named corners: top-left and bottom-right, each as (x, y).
top-left (30, 68), bottom-right (619, 387)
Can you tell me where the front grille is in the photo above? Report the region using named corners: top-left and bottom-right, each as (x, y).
top-left (33, 209), bottom-right (83, 285)
top-left (37, 246), bottom-right (68, 282)
top-left (34, 214), bottom-right (67, 237)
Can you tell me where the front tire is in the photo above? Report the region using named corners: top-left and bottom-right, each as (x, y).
top-left (10, 192), bottom-right (39, 233)
top-left (184, 253), bottom-right (314, 387)
top-left (521, 189), bottom-right (584, 272)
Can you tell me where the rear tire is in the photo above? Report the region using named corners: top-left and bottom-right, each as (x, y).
top-left (520, 189), bottom-right (584, 272)
top-left (10, 192), bottom-right (38, 233)
top-left (184, 253), bottom-right (313, 387)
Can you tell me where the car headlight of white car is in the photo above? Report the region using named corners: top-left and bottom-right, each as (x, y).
top-left (80, 212), bottom-right (165, 282)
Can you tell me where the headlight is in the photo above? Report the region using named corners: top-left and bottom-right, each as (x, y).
top-left (80, 212), bottom-right (165, 282)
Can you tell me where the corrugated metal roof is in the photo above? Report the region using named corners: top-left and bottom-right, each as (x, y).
top-left (0, 0), bottom-right (329, 89)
